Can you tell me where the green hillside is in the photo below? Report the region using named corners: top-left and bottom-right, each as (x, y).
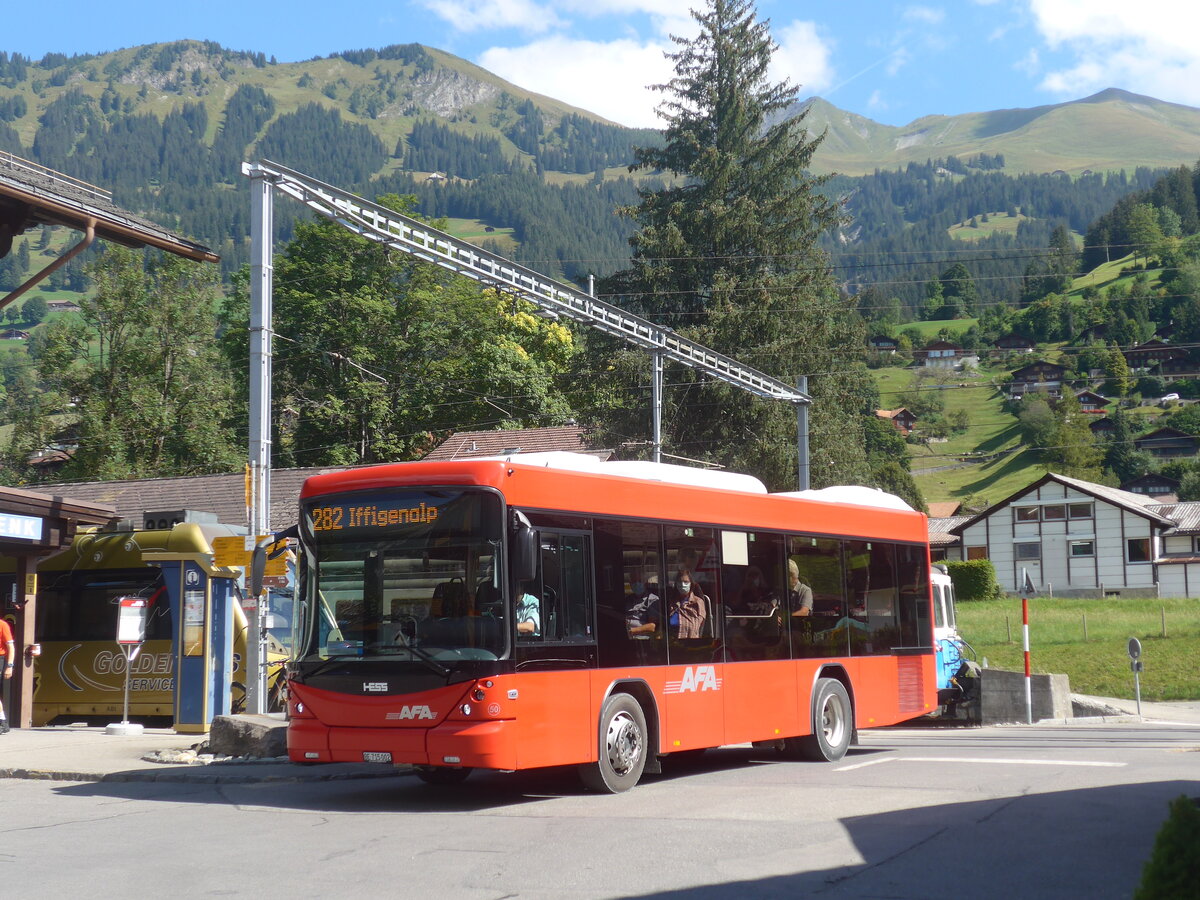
top-left (801, 88), bottom-right (1200, 176)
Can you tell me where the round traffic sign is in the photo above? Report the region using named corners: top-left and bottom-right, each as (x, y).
top-left (1128, 637), bottom-right (1142, 660)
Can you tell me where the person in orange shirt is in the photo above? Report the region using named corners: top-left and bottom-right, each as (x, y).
top-left (0, 616), bottom-right (14, 734)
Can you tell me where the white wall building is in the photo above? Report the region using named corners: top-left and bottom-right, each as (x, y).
top-left (947, 473), bottom-right (1200, 597)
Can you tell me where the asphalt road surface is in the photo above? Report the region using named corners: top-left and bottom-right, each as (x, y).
top-left (5, 719), bottom-right (1198, 899)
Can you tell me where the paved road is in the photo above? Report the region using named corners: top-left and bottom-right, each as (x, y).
top-left (4, 717), bottom-right (1198, 899)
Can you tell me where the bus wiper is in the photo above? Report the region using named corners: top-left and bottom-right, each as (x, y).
top-left (403, 644), bottom-right (452, 678)
top-left (299, 655), bottom-right (358, 680)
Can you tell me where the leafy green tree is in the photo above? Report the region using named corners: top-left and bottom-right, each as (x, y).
top-left (32, 247), bottom-right (241, 480)
top-left (1127, 203), bottom-right (1164, 266)
top-left (1103, 344), bottom-right (1135, 396)
top-left (21, 293), bottom-right (47, 324)
top-left (1103, 408), bottom-right (1149, 483)
top-left (222, 197), bottom-right (577, 467)
top-left (596, 0), bottom-right (871, 489)
top-left (938, 262), bottom-right (978, 316)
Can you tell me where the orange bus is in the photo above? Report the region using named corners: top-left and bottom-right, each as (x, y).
top-left (286, 453), bottom-right (935, 791)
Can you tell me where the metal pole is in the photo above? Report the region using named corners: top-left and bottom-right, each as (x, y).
top-left (1022, 597), bottom-right (1032, 725)
top-left (245, 163), bottom-right (274, 716)
top-left (797, 375), bottom-right (810, 491)
top-left (651, 351), bottom-right (663, 464)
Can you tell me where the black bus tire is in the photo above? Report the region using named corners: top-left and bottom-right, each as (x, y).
top-left (790, 677), bottom-right (853, 762)
top-left (578, 693), bottom-right (647, 793)
top-left (415, 765), bottom-right (472, 785)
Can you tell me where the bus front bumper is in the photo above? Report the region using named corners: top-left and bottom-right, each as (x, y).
top-left (288, 717), bottom-right (519, 770)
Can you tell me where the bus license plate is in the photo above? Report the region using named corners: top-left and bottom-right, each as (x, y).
top-left (363, 751), bottom-right (392, 763)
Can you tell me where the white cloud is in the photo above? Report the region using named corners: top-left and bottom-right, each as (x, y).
top-left (478, 37), bottom-right (673, 127)
top-left (903, 6), bottom-right (945, 25)
top-left (866, 90), bottom-right (888, 112)
top-left (771, 20), bottom-right (835, 95)
top-left (417, 0), bottom-right (564, 33)
top-left (1027, 0), bottom-right (1200, 104)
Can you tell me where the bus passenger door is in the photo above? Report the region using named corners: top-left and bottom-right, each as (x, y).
top-left (661, 527), bottom-right (725, 752)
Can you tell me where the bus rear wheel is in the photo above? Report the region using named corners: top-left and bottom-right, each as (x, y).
top-left (789, 677), bottom-right (852, 762)
top-left (579, 693), bottom-right (647, 793)
top-left (415, 765), bottom-right (472, 785)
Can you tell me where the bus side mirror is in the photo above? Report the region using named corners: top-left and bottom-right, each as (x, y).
top-left (249, 525), bottom-right (298, 596)
top-left (249, 543), bottom-right (267, 597)
top-left (511, 512), bottom-right (539, 582)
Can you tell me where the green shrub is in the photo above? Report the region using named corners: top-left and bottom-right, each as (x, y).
top-left (1135, 795), bottom-right (1200, 899)
top-left (945, 559), bottom-right (1003, 602)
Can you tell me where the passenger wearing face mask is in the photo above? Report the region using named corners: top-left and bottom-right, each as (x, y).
top-left (625, 568), bottom-right (662, 637)
top-left (669, 566), bottom-right (707, 639)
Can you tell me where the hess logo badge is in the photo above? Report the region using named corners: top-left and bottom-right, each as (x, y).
top-left (363, 682), bottom-right (389, 692)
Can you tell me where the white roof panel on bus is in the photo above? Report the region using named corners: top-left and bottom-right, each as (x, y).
top-left (773, 485), bottom-right (915, 511)
top-left (483, 451), bottom-right (769, 494)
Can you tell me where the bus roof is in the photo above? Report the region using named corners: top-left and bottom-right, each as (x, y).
top-left (300, 456), bottom-right (928, 544)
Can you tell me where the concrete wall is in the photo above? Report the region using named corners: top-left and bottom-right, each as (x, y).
top-left (979, 668), bottom-right (1072, 724)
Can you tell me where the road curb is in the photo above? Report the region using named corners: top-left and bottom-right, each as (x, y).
top-left (0, 765), bottom-right (413, 784)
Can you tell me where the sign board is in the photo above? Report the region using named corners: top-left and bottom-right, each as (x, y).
top-left (0, 512), bottom-right (42, 541)
top-left (1127, 637), bottom-right (1142, 660)
top-left (212, 535), bottom-right (289, 575)
top-left (116, 596), bottom-right (149, 645)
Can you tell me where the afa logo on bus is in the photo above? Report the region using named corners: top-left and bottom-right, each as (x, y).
top-left (664, 665), bottom-right (722, 694)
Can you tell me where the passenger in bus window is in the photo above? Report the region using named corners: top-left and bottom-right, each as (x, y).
top-left (625, 569), bottom-right (661, 636)
top-left (788, 559), bottom-right (813, 617)
top-left (515, 583), bottom-right (541, 637)
top-left (669, 567), bottom-right (707, 639)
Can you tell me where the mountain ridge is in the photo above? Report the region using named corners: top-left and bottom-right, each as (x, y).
top-left (795, 88), bottom-right (1200, 176)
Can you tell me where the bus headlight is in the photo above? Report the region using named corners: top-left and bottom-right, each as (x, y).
top-left (460, 703), bottom-right (472, 716)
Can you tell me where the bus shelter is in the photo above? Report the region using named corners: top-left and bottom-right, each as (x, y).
top-left (0, 486), bottom-right (116, 728)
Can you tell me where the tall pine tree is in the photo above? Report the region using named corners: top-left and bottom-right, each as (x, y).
top-left (593, 0), bottom-right (874, 489)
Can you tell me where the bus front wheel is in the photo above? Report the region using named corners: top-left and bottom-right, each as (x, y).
top-left (579, 693), bottom-right (647, 793)
top-left (790, 677), bottom-right (852, 762)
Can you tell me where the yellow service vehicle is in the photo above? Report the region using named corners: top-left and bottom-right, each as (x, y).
top-left (1, 522), bottom-right (287, 726)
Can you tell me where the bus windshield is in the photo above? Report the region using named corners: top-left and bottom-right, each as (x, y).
top-left (297, 488), bottom-right (505, 664)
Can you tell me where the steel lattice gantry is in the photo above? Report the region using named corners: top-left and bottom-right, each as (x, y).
top-left (240, 159), bottom-right (813, 709)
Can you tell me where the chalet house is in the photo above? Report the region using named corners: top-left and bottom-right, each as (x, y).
top-left (423, 424), bottom-right (609, 461)
top-left (919, 340), bottom-right (977, 369)
top-left (948, 472), bottom-right (1200, 597)
top-left (45, 300), bottom-right (81, 312)
top-left (1007, 361), bottom-right (1069, 400)
top-left (875, 408), bottom-right (917, 435)
top-left (994, 334), bottom-right (1034, 353)
top-left (920, 340), bottom-right (959, 367)
top-left (1121, 474), bottom-right (1180, 502)
top-left (1134, 427), bottom-right (1198, 459)
top-left (1078, 323), bottom-right (1109, 342)
top-left (1123, 339), bottom-right (1189, 377)
top-left (868, 335), bottom-right (899, 354)
top-left (1074, 390), bottom-right (1108, 413)
top-left (1089, 417), bottom-right (1115, 437)
top-left (0, 329), bottom-right (30, 340)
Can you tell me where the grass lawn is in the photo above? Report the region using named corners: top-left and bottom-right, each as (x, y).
top-left (899, 318), bottom-right (979, 340)
top-left (872, 361), bottom-right (1038, 505)
top-left (1069, 253), bottom-right (1163, 297)
top-left (947, 211), bottom-right (1029, 242)
top-left (956, 595), bottom-right (1200, 701)
top-left (444, 217), bottom-right (517, 252)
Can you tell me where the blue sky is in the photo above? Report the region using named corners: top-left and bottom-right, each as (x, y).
top-left (6, 1), bottom-right (1200, 128)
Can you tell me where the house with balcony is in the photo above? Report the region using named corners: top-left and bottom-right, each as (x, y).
top-left (1133, 427), bottom-right (1198, 459)
top-left (1007, 361), bottom-right (1069, 400)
